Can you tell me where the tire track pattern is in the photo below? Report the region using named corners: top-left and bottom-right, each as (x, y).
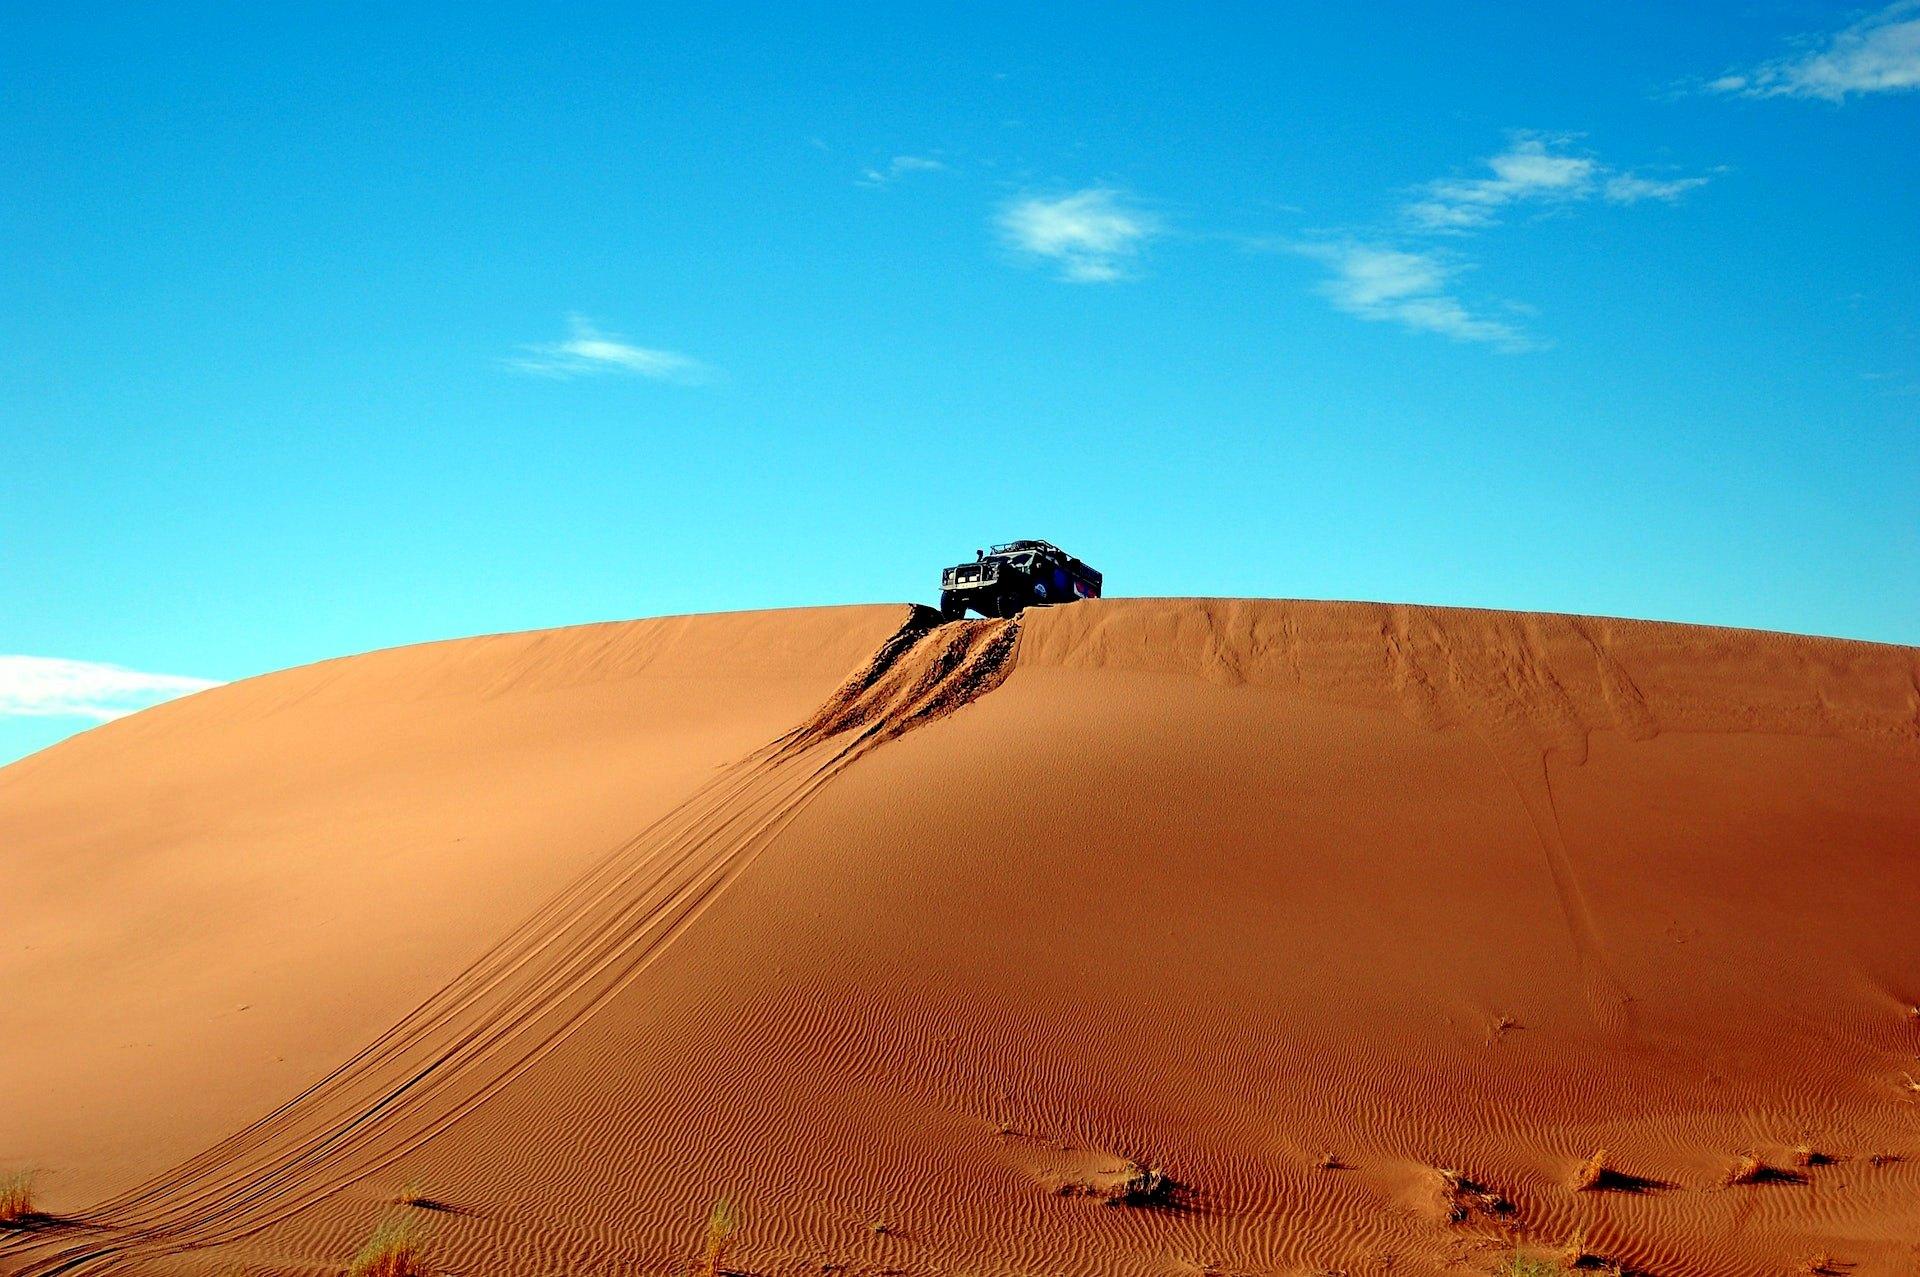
top-left (1, 607), bottom-right (1019, 1277)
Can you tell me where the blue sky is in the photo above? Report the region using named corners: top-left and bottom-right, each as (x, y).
top-left (3, 2), bottom-right (1917, 764)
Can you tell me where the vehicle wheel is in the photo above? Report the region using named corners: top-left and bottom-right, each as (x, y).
top-left (939, 590), bottom-right (965, 620)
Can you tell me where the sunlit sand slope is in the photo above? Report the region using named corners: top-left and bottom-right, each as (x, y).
top-left (3, 599), bottom-right (1917, 1277)
top-left (0, 607), bottom-right (906, 1196)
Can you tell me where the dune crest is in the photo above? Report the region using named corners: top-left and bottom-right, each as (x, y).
top-left (4, 599), bottom-right (1917, 1277)
top-left (1019, 597), bottom-right (1919, 749)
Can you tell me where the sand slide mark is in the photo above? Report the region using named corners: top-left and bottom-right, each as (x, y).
top-left (0, 607), bottom-right (1018, 1277)
top-left (1378, 608), bottom-right (1635, 1028)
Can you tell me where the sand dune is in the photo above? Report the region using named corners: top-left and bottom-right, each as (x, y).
top-left (3, 599), bottom-right (1917, 1277)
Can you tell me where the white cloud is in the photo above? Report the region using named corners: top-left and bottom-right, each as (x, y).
top-left (1406, 135), bottom-right (1711, 230)
top-left (1403, 199), bottom-right (1500, 231)
top-left (510, 315), bottom-right (708, 382)
top-left (1712, 1), bottom-right (1920, 100)
top-left (1406, 136), bottom-right (1600, 230)
top-left (997, 189), bottom-right (1160, 283)
top-left (1296, 243), bottom-right (1535, 352)
top-left (1302, 133), bottom-right (1705, 350)
top-left (858, 154), bottom-right (948, 186)
top-left (0, 656), bottom-right (220, 722)
top-left (1604, 173), bottom-right (1712, 203)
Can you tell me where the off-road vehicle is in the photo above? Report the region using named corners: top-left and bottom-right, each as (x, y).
top-left (939, 541), bottom-right (1102, 619)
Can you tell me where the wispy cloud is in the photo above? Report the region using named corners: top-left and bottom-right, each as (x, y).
top-left (0, 656), bottom-right (220, 722)
top-left (1290, 133), bottom-right (1708, 350)
top-left (1710, 1), bottom-right (1920, 100)
top-left (1406, 136), bottom-right (1598, 230)
top-left (1603, 173), bottom-right (1712, 203)
top-left (1404, 134), bottom-right (1708, 230)
top-left (510, 315), bottom-right (709, 382)
top-left (1295, 243), bottom-right (1535, 351)
top-left (997, 189), bottom-right (1160, 283)
top-left (858, 154), bottom-right (948, 186)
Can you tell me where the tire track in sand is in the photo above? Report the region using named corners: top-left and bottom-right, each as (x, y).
top-left (1, 606), bottom-right (1018, 1277)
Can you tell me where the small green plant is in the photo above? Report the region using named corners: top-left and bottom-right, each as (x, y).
top-left (695, 1197), bottom-right (737, 1277)
top-left (0, 1171), bottom-right (35, 1226)
top-left (348, 1213), bottom-right (431, 1277)
top-left (1505, 1251), bottom-right (1566, 1276)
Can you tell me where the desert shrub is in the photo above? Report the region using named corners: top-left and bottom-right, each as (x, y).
top-left (1055, 1160), bottom-right (1182, 1209)
top-left (1108, 1162), bottom-right (1177, 1207)
top-left (1571, 1148), bottom-right (1608, 1191)
top-left (349, 1214), bottom-right (430, 1277)
top-left (696, 1197), bottom-right (737, 1277)
top-left (1507, 1254), bottom-right (1567, 1277)
top-left (1435, 1167), bottom-right (1514, 1222)
top-left (0, 1172), bottom-right (34, 1226)
top-left (1722, 1153), bottom-right (1805, 1186)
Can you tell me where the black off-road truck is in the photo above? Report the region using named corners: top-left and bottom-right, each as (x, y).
top-left (939, 541), bottom-right (1102, 619)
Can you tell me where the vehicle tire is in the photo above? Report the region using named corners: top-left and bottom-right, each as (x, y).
top-left (939, 590), bottom-right (963, 621)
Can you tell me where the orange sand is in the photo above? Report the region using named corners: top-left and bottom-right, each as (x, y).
top-left (3, 599), bottom-right (1917, 1276)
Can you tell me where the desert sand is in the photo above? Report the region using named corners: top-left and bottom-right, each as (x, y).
top-left (3, 598), bottom-right (1917, 1277)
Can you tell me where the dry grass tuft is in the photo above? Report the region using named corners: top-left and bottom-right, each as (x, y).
top-left (1054, 1159), bottom-right (1183, 1209)
top-left (386, 1181), bottom-right (464, 1215)
top-left (1110, 1161), bottom-right (1176, 1207)
top-left (1800, 1255), bottom-right (1848, 1275)
top-left (696, 1197), bottom-right (738, 1277)
top-left (1506, 1251), bottom-right (1567, 1277)
top-left (1571, 1148), bottom-right (1609, 1192)
top-left (348, 1214), bottom-right (430, 1277)
top-left (1565, 1149), bottom-right (1669, 1195)
top-left (1721, 1153), bottom-right (1805, 1187)
top-left (1314, 1151), bottom-right (1346, 1171)
top-left (1435, 1167), bottom-right (1515, 1223)
top-left (1553, 1231), bottom-right (1645, 1276)
top-left (1791, 1144), bottom-right (1836, 1169)
top-left (0, 1172), bottom-right (35, 1227)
